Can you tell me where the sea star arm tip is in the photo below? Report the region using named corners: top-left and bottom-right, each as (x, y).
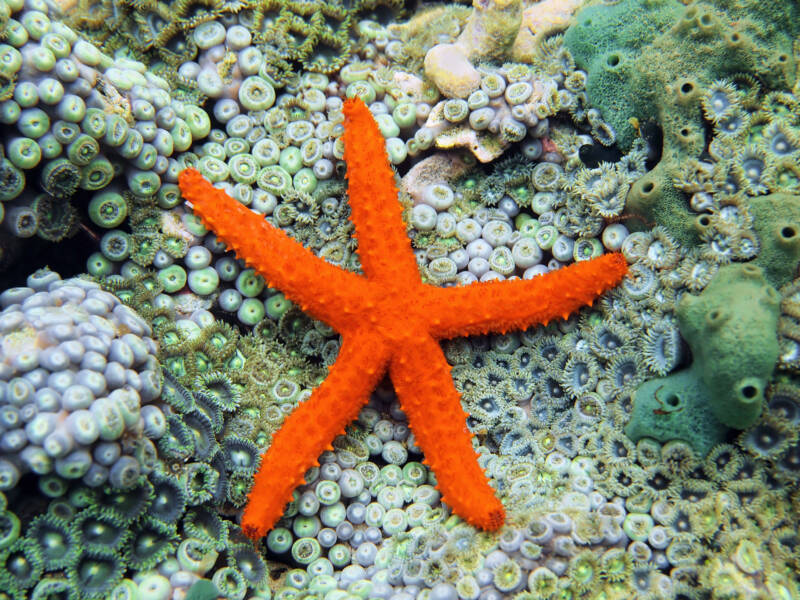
top-left (178, 167), bottom-right (371, 329)
top-left (342, 97), bottom-right (420, 286)
top-left (423, 252), bottom-right (629, 338)
top-left (389, 334), bottom-right (505, 531)
top-left (242, 333), bottom-right (391, 539)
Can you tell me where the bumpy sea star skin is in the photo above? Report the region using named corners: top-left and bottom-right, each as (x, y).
top-left (178, 97), bottom-right (629, 540)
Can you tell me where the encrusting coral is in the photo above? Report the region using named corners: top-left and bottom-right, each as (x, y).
top-left (178, 96), bottom-right (629, 539)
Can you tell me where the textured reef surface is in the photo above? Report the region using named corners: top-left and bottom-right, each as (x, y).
top-left (0, 0), bottom-right (799, 598)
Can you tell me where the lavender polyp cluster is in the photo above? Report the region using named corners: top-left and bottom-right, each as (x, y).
top-left (0, 0), bottom-right (209, 242)
top-left (184, 21), bottom-right (258, 100)
top-left (0, 268), bottom-right (163, 491)
top-left (413, 180), bottom-right (632, 285)
top-left (405, 108), bottom-right (651, 286)
top-left (98, 20), bottom-right (431, 328)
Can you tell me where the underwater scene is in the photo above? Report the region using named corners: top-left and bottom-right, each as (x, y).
top-left (0, 0), bottom-right (799, 597)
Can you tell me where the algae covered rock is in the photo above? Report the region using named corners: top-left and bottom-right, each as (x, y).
top-left (749, 193), bottom-right (800, 288)
top-left (456, 0), bottom-right (523, 62)
top-left (423, 0), bottom-right (522, 98)
top-left (677, 263), bottom-right (781, 428)
top-left (624, 367), bottom-right (727, 456)
top-left (511, 0), bottom-right (583, 62)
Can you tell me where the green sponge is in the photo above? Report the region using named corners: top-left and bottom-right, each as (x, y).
top-left (564, 0), bottom-right (799, 151)
top-left (749, 193), bottom-right (800, 288)
top-left (624, 367), bottom-right (727, 456)
top-left (185, 580), bottom-right (221, 600)
top-left (564, 0), bottom-right (800, 246)
top-left (677, 263), bottom-right (781, 428)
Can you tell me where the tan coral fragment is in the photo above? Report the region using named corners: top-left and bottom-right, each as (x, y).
top-left (424, 43), bottom-right (481, 99)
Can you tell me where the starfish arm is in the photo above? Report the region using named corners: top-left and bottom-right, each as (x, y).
top-left (178, 168), bottom-right (371, 328)
top-left (423, 253), bottom-right (629, 338)
top-left (389, 334), bottom-right (505, 531)
top-left (242, 331), bottom-right (391, 540)
top-left (342, 98), bottom-right (420, 287)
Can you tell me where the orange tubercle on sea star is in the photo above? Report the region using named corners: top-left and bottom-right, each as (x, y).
top-left (178, 97), bottom-right (629, 540)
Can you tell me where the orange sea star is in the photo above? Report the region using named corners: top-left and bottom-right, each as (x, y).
top-left (178, 97), bottom-right (629, 540)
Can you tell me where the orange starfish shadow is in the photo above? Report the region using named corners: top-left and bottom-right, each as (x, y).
top-left (178, 97), bottom-right (629, 540)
